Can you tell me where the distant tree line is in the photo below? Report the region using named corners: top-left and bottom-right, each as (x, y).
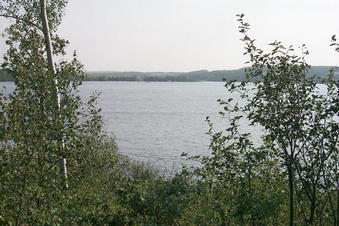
top-left (86, 66), bottom-right (337, 82)
top-left (1, 67), bottom-right (336, 82)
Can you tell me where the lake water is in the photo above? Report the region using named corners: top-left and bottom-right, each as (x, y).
top-left (1, 82), bottom-right (334, 173)
top-left (0, 81), bottom-right (259, 172)
top-left (79, 82), bottom-right (229, 172)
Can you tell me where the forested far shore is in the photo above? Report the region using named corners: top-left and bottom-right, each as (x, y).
top-left (0, 66), bottom-right (338, 82)
top-left (86, 66), bottom-right (339, 82)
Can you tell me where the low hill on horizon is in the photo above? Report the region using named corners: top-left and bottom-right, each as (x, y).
top-left (86, 66), bottom-right (338, 82)
top-left (0, 66), bottom-right (338, 82)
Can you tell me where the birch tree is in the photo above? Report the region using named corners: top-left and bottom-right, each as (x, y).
top-left (39, 0), bottom-right (68, 188)
top-left (0, 0), bottom-right (69, 186)
top-left (0, 0), bottom-right (103, 224)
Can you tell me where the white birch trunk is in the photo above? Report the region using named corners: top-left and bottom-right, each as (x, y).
top-left (40, 0), bottom-right (68, 189)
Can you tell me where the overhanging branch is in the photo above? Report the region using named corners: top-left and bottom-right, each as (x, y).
top-left (0, 13), bottom-right (43, 31)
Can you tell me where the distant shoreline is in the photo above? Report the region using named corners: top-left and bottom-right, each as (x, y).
top-left (0, 66), bottom-right (337, 82)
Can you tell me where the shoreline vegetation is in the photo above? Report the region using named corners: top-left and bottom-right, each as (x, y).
top-left (0, 66), bottom-right (338, 82)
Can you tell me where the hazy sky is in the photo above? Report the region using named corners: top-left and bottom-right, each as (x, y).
top-left (1, 0), bottom-right (339, 72)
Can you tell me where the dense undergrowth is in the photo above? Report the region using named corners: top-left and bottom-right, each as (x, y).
top-left (1, 132), bottom-right (335, 225)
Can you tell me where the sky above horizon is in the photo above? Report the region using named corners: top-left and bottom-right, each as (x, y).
top-left (0, 0), bottom-right (339, 72)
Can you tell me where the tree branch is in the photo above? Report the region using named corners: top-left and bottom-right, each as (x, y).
top-left (0, 13), bottom-right (43, 31)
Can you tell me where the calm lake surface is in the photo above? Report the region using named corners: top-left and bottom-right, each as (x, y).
top-left (80, 82), bottom-right (229, 172)
top-left (1, 81), bottom-right (260, 172)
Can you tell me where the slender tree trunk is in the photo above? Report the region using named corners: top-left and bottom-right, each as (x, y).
top-left (288, 165), bottom-right (294, 226)
top-left (309, 197), bottom-right (315, 225)
top-left (39, 0), bottom-right (68, 188)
